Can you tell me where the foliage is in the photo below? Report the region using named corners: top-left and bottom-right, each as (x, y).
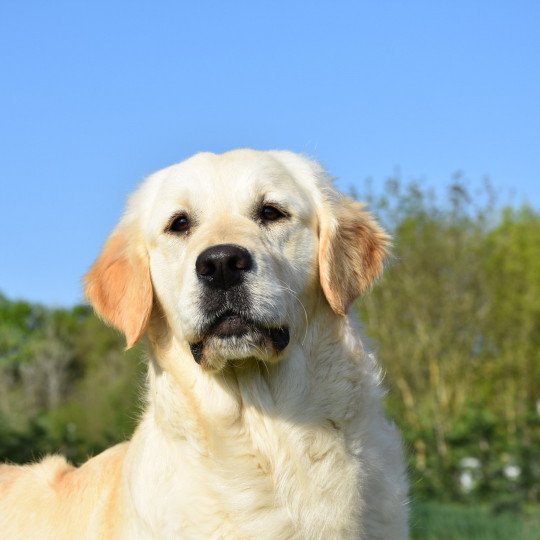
top-left (0, 295), bottom-right (144, 464)
top-left (410, 501), bottom-right (540, 540)
top-left (358, 178), bottom-right (540, 506)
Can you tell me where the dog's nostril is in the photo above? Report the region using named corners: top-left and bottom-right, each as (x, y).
top-left (230, 254), bottom-right (251, 271)
top-left (197, 259), bottom-right (216, 277)
top-left (196, 244), bottom-right (253, 289)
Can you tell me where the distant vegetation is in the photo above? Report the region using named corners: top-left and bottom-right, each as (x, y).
top-left (358, 178), bottom-right (540, 509)
top-left (1, 179), bottom-right (539, 520)
top-left (410, 501), bottom-right (540, 540)
top-left (0, 297), bottom-right (144, 464)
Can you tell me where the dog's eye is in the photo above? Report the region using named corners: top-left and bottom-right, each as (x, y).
top-left (167, 213), bottom-right (190, 234)
top-left (260, 204), bottom-right (287, 223)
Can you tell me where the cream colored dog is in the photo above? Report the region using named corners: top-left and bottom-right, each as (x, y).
top-left (0, 149), bottom-right (408, 539)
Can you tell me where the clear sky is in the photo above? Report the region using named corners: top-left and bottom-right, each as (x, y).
top-left (1, 1), bottom-right (538, 306)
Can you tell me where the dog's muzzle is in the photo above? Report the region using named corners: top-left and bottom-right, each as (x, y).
top-left (190, 243), bottom-right (290, 365)
top-left (189, 310), bottom-right (290, 364)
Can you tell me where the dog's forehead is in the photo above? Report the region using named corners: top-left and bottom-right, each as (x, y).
top-left (139, 150), bottom-right (320, 226)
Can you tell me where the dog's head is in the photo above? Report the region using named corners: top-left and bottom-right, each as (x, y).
top-left (85, 150), bottom-right (389, 371)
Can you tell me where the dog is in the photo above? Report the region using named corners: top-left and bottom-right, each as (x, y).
top-left (0, 149), bottom-right (408, 539)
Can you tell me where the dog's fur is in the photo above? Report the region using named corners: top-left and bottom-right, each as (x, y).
top-left (0, 150), bottom-right (408, 539)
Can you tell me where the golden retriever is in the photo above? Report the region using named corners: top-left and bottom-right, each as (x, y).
top-left (0, 149), bottom-right (408, 539)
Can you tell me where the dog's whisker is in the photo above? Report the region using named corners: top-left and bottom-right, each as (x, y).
top-left (273, 279), bottom-right (310, 347)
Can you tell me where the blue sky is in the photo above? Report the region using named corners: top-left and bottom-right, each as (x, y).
top-left (1, 1), bottom-right (538, 306)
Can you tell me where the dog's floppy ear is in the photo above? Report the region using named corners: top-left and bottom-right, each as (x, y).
top-left (319, 195), bottom-right (389, 315)
top-left (85, 228), bottom-right (152, 348)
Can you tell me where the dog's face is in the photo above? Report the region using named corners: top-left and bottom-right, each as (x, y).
top-left (145, 150), bottom-right (321, 370)
top-left (85, 150), bottom-right (388, 372)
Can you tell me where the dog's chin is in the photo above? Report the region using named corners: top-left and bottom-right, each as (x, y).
top-left (189, 312), bottom-right (290, 371)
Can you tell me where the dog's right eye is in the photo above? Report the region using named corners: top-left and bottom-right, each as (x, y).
top-left (167, 213), bottom-right (190, 234)
top-left (260, 204), bottom-right (288, 223)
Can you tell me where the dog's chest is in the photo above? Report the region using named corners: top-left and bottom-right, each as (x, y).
top-left (145, 415), bottom-right (360, 539)
top-left (132, 352), bottom-right (367, 538)
top-left (171, 380), bottom-right (360, 538)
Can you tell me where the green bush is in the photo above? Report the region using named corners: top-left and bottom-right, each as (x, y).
top-left (410, 501), bottom-right (540, 540)
top-left (358, 179), bottom-right (540, 503)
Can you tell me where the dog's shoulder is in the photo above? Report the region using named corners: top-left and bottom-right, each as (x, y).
top-left (0, 443), bottom-right (129, 539)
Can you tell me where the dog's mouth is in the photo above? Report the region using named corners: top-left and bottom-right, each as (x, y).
top-left (209, 311), bottom-right (253, 338)
top-left (189, 310), bottom-right (289, 365)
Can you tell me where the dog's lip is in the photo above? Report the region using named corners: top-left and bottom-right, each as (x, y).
top-left (189, 310), bottom-right (290, 364)
top-left (210, 312), bottom-right (251, 337)
top-left (203, 310), bottom-right (263, 337)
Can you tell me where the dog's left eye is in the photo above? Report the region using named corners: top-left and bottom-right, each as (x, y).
top-left (260, 204), bottom-right (287, 222)
top-left (167, 213), bottom-right (190, 234)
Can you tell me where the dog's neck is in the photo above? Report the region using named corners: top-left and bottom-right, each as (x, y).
top-left (125, 305), bottom-right (374, 536)
top-left (145, 303), bottom-right (364, 446)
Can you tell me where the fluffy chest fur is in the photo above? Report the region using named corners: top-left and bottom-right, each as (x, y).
top-left (120, 316), bottom-right (405, 539)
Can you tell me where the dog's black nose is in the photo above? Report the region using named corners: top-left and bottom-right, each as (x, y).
top-left (195, 244), bottom-right (253, 289)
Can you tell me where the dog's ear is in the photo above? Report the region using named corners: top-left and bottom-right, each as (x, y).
top-left (85, 228), bottom-right (152, 348)
top-left (319, 195), bottom-right (389, 315)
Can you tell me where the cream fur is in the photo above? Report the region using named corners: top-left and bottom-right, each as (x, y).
top-left (0, 149), bottom-right (408, 539)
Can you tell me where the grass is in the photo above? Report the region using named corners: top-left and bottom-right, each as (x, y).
top-left (410, 501), bottom-right (540, 540)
